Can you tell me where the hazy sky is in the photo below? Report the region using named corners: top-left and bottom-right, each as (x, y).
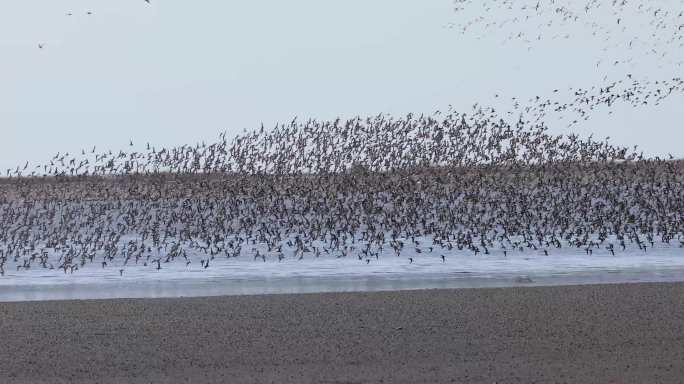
top-left (2, 0), bottom-right (683, 171)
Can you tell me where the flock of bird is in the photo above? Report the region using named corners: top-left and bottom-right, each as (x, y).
top-left (448, 1), bottom-right (684, 130)
top-left (5, 1), bottom-right (681, 278)
top-left (451, 0), bottom-right (684, 68)
top-left (509, 74), bottom-right (684, 128)
top-left (0, 106), bottom-right (682, 277)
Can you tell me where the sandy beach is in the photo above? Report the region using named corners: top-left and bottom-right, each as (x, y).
top-left (2, 282), bottom-right (684, 383)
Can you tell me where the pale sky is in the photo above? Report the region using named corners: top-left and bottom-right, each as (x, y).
top-left (1, 0), bottom-right (683, 171)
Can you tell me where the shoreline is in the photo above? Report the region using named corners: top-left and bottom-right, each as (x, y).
top-left (3, 266), bottom-right (684, 302)
top-left (2, 282), bottom-right (684, 383)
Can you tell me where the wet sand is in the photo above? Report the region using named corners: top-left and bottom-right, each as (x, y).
top-left (2, 283), bottom-right (684, 383)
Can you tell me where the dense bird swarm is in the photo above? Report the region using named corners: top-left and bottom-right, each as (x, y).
top-left (4, 1), bottom-right (682, 277)
top-left (0, 109), bottom-right (682, 277)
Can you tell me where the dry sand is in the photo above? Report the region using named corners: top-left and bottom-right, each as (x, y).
top-left (2, 283), bottom-right (684, 383)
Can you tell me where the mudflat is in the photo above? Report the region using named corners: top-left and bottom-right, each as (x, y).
top-left (2, 283), bottom-right (684, 383)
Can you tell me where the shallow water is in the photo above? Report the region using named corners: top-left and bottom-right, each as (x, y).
top-left (2, 240), bottom-right (683, 302)
top-left (2, 265), bottom-right (684, 302)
